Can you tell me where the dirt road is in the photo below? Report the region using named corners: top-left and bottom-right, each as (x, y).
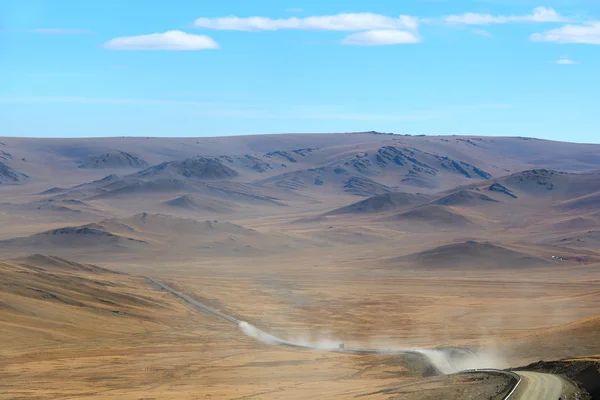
top-left (146, 277), bottom-right (582, 399)
top-left (512, 371), bottom-right (576, 399)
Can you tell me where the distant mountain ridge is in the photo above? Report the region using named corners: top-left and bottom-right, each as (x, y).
top-left (78, 151), bottom-right (149, 169)
top-left (0, 161), bottom-right (29, 184)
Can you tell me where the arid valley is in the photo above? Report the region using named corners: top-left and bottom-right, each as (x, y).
top-left (2, 133), bottom-right (600, 399)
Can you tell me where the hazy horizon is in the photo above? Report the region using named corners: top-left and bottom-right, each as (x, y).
top-left (1, 0), bottom-right (598, 141)
top-left (1, 132), bottom-right (598, 145)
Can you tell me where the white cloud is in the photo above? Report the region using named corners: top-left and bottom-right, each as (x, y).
top-left (103, 30), bottom-right (219, 50)
top-left (554, 58), bottom-right (580, 64)
top-left (32, 28), bottom-right (93, 34)
top-left (445, 7), bottom-right (566, 25)
top-left (342, 30), bottom-right (421, 45)
top-left (472, 28), bottom-right (493, 37)
top-left (530, 22), bottom-right (600, 44)
top-left (193, 13), bottom-right (419, 31)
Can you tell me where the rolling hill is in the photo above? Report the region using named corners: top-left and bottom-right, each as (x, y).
top-left (164, 194), bottom-right (238, 214)
top-left (390, 240), bottom-right (551, 269)
top-left (2, 134), bottom-right (600, 201)
top-left (0, 161), bottom-right (29, 184)
top-left (0, 254), bottom-right (187, 351)
top-left (555, 192), bottom-right (600, 212)
top-left (0, 213), bottom-right (311, 261)
top-left (133, 156), bottom-right (239, 180)
top-left (431, 189), bottom-right (499, 207)
top-left (325, 192), bottom-right (432, 215)
top-left (78, 151), bottom-right (149, 169)
top-left (388, 204), bottom-right (473, 227)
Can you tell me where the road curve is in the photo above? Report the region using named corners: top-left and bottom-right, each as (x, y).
top-left (510, 371), bottom-right (574, 400)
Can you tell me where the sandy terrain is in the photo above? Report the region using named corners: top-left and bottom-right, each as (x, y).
top-left (1, 133), bottom-right (600, 399)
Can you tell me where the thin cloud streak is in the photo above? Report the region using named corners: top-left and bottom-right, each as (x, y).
top-left (103, 30), bottom-right (219, 50)
top-left (193, 13), bottom-right (420, 31)
top-left (530, 21), bottom-right (600, 44)
top-left (341, 30), bottom-right (422, 45)
top-left (472, 28), bottom-right (493, 37)
top-left (443, 7), bottom-right (567, 25)
top-left (554, 58), bottom-right (580, 64)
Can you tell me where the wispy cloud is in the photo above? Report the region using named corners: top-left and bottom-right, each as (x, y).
top-left (554, 58), bottom-right (580, 64)
top-left (530, 21), bottom-right (600, 44)
top-left (471, 28), bottom-right (493, 37)
top-left (31, 28), bottom-right (93, 34)
top-left (286, 8), bottom-right (303, 13)
top-left (341, 30), bottom-right (421, 45)
top-left (444, 7), bottom-right (566, 25)
top-left (193, 13), bottom-right (419, 31)
top-left (103, 30), bottom-right (219, 50)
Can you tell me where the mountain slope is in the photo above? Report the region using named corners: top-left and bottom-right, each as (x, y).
top-left (164, 194), bottom-right (237, 214)
top-left (134, 157), bottom-right (239, 180)
top-left (390, 240), bottom-right (551, 269)
top-left (431, 189), bottom-right (499, 206)
top-left (555, 192), bottom-right (600, 212)
top-left (0, 213), bottom-right (311, 261)
top-left (0, 225), bottom-right (149, 257)
top-left (389, 204), bottom-right (473, 227)
top-left (325, 192), bottom-right (432, 215)
top-left (0, 254), bottom-right (186, 352)
top-left (499, 170), bottom-right (600, 199)
top-left (78, 151), bottom-right (149, 169)
top-left (0, 161), bottom-right (29, 184)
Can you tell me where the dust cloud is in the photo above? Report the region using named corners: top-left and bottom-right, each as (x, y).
top-left (237, 321), bottom-right (506, 374)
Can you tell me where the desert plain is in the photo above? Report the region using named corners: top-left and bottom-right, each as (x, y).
top-left (1, 133), bottom-right (600, 399)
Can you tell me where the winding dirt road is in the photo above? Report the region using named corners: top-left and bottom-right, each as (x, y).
top-left (511, 371), bottom-right (576, 400)
top-left (146, 276), bottom-right (579, 400)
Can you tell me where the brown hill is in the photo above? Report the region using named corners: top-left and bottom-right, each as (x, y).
top-left (555, 191), bottom-right (600, 212)
top-left (342, 176), bottom-right (391, 196)
top-left (93, 212), bottom-right (257, 238)
top-left (0, 255), bottom-right (179, 351)
top-left (0, 198), bottom-right (103, 221)
top-left (431, 189), bottom-right (499, 207)
top-left (57, 173), bottom-right (286, 208)
top-left (0, 225), bottom-right (149, 257)
top-left (325, 192), bottom-right (432, 215)
top-left (500, 170), bottom-right (600, 199)
top-left (164, 194), bottom-right (237, 214)
top-left (548, 230), bottom-right (600, 249)
top-left (390, 204), bottom-right (473, 227)
top-left (551, 217), bottom-right (599, 231)
top-left (134, 156), bottom-right (238, 180)
top-left (0, 213), bottom-right (307, 261)
top-left (78, 151), bottom-right (149, 169)
top-left (390, 240), bottom-right (550, 269)
top-left (486, 183), bottom-right (518, 198)
top-left (507, 315), bottom-right (600, 363)
top-left (0, 161), bottom-right (29, 184)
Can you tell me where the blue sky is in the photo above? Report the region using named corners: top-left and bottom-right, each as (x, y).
top-left (0, 0), bottom-right (598, 142)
